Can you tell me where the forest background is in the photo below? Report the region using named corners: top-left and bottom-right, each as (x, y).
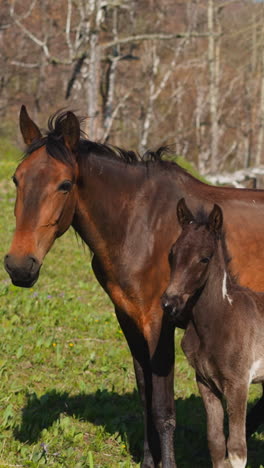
top-left (2, 0), bottom-right (264, 178)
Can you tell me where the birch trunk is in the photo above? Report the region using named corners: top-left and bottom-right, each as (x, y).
top-left (208, 0), bottom-right (219, 174)
top-left (86, 0), bottom-right (104, 140)
top-left (256, 21), bottom-right (264, 166)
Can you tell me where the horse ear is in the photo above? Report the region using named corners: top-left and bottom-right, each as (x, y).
top-left (60, 111), bottom-right (80, 152)
top-left (177, 198), bottom-right (194, 227)
top-left (19, 105), bottom-right (42, 145)
top-left (208, 204), bottom-right (223, 233)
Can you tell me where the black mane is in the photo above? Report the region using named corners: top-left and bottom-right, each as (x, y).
top-left (24, 110), bottom-right (169, 166)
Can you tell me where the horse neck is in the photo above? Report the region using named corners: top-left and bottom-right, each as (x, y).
top-left (73, 153), bottom-right (147, 254)
top-left (194, 237), bottom-right (233, 322)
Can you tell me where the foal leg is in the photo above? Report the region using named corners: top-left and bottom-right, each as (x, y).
top-left (196, 375), bottom-right (226, 468)
top-left (225, 384), bottom-right (248, 468)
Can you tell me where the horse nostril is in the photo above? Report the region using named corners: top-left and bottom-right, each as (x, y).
top-left (27, 255), bottom-right (39, 273)
top-left (4, 254), bottom-right (11, 272)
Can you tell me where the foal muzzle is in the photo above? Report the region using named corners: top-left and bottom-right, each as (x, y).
top-left (161, 292), bottom-right (189, 320)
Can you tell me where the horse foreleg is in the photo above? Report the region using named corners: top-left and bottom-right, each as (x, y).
top-left (225, 383), bottom-right (248, 468)
top-left (134, 355), bottom-right (176, 468)
top-left (196, 375), bottom-right (226, 468)
top-left (149, 313), bottom-right (176, 468)
top-left (151, 370), bottom-right (176, 467)
top-left (116, 307), bottom-right (176, 467)
top-left (115, 307), bottom-right (161, 467)
top-left (133, 357), bottom-right (161, 467)
top-left (246, 382), bottom-right (264, 438)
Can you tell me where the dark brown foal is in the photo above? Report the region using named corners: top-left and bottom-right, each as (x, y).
top-left (161, 198), bottom-right (264, 468)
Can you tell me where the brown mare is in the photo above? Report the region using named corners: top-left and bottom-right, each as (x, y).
top-left (161, 199), bottom-right (264, 468)
top-left (4, 106), bottom-right (264, 467)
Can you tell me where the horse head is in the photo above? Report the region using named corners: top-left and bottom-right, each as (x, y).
top-left (4, 106), bottom-right (80, 287)
top-left (161, 198), bottom-right (223, 321)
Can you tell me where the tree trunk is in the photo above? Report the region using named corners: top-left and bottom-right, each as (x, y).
top-left (256, 20), bottom-right (264, 166)
top-left (208, 0), bottom-right (219, 174)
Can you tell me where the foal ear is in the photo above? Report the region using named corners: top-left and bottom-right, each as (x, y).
top-left (60, 111), bottom-right (80, 152)
top-left (208, 204), bottom-right (223, 234)
top-left (177, 198), bottom-right (194, 227)
top-left (19, 105), bottom-right (42, 145)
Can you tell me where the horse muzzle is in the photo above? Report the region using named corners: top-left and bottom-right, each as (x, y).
top-left (4, 253), bottom-right (41, 288)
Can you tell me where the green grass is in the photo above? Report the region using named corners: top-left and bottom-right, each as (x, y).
top-left (0, 142), bottom-right (263, 467)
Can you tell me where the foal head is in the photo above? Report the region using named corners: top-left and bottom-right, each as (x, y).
top-left (4, 106), bottom-right (80, 287)
top-left (161, 198), bottom-right (223, 321)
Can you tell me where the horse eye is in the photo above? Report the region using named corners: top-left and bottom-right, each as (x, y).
top-left (200, 257), bottom-right (210, 264)
top-left (12, 175), bottom-right (18, 187)
top-left (58, 180), bottom-right (72, 193)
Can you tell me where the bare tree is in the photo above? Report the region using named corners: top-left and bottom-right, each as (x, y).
top-left (3, 0), bottom-right (264, 179)
top-left (256, 8), bottom-right (264, 166)
top-left (207, 0), bottom-right (220, 173)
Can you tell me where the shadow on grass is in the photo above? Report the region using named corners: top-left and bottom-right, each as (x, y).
top-left (13, 389), bottom-right (263, 467)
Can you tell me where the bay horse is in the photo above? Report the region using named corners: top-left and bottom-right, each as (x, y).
top-left (4, 106), bottom-right (264, 467)
top-left (161, 198), bottom-right (264, 468)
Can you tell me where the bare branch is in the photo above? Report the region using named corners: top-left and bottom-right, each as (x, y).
top-left (10, 60), bottom-right (39, 68)
top-left (10, 4), bottom-right (50, 58)
top-left (66, 0), bottom-right (74, 60)
top-left (101, 31), bottom-right (221, 50)
top-left (102, 92), bottom-right (130, 142)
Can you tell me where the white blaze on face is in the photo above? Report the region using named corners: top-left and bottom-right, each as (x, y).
top-left (222, 270), bottom-right (233, 305)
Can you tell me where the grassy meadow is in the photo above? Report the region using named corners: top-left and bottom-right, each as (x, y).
top-left (0, 138), bottom-right (263, 467)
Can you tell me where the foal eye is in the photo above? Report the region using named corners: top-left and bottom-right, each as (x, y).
top-left (200, 257), bottom-right (210, 264)
top-left (12, 175), bottom-right (18, 187)
top-left (58, 180), bottom-right (72, 193)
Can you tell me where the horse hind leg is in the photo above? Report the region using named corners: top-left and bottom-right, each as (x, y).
top-left (246, 382), bottom-right (264, 438)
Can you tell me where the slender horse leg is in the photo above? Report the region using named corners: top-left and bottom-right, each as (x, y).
top-left (196, 375), bottom-right (226, 468)
top-left (133, 357), bottom-right (161, 467)
top-left (150, 314), bottom-right (176, 467)
top-left (91, 259), bottom-right (162, 466)
top-left (115, 307), bottom-right (161, 467)
top-left (246, 382), bottom-right (264, 438)
top-left (116, 308), bottom-right (176, 467)
top-left (225, 384), bottom-right (248, 468)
